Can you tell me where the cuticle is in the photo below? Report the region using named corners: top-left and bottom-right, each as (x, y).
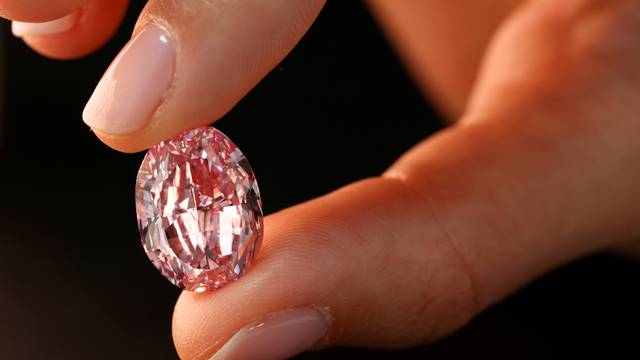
top-left (309, 304), bottom-right (335, 349)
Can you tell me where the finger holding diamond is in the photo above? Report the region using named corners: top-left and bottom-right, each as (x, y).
top-left (82, 0), bottom-right (326, 153)
top-left (172, 0), bottom-right (640, 359)
top-left (172, 111), bottom-right (640, 360)
top-left (173, 176), bottom-right (484, 360)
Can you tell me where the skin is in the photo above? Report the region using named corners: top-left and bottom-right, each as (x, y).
top-left (4, 0), bottom-right (640, 358)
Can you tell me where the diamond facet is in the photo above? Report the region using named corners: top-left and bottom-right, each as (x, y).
top-left (135, 127), bottom-right (263, 292)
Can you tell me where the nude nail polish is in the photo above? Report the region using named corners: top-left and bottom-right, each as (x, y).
top-left (210, 308), bottom-right (330, 360)
top-left (12, 12), bottom-right (79, 37)
top-left (82, 24), bottom-right (175, 135)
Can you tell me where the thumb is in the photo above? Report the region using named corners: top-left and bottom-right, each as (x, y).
top-left (82, 0), bottom-right (325, 153)
top-left (173, 0), bottom-right (640, 359)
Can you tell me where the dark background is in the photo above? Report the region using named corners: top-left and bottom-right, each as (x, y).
top-left (0, 1), bottom-right (638, 359)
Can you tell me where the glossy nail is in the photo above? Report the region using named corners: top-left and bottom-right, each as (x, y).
top-left (82, 24), bottom-right (175, 135)
top-left (210, 308), bottom-right (329, 360)
top-left (12, 12), bottom-right (78, 37)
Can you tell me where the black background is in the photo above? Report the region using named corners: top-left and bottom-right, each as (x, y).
top-left (0, 1), bottom-right (638, 359)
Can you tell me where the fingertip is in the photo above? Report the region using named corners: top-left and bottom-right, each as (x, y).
top-left (93, 129), bottom-right (145, 154)
top-left (11, 12), bottom-right (78, 38)
top-left (170, 211), bottom-right (344, 359)
top-left (82, 0), bottom-right (325, 153)
top-left (91, 117), bottom-right (212, 153)
top-left (0, 0), bottom-right (88, 22)
top-left (172, 292), bottom-right (209, 360)
top-left (17, 0), bottom-right (129, 60)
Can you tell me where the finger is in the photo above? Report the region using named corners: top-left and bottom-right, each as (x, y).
top-left (0, 0), bottom-right (88, 22)
top-left (173, 117), bottom-right (640, 360)
top-left (173, 0), bottom-right (640, 359)
top-left (467, 0), bottom-right (639, 117)
top-left (173, 177), bottom-right (481, 360)
top-left (13, 0), bottom-right (129, 60)
top-left (81, 0), bottom-right (325, 153)
top-left (367, 0), bottom-right (523, 120)
top-left (173, 120), bottom-right (639, 359)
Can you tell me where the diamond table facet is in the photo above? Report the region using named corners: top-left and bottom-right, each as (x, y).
top-left (135, 127), bottom-right (263, 292)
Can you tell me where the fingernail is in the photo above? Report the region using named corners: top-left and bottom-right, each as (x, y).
top-left (210, 308), bottom-right (330, 360)
top-left (82, 24), bottom-right (175, 135)
top-left (12, 12), bottom-right (79, 37)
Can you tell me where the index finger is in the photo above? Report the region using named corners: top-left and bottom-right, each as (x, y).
top-left (0, 0), bottom-right (89, 22)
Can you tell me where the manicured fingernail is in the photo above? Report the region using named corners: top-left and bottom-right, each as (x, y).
top-left (12, 12), bottom-right (79, 37)
top-left (82, 24), bottom-right (175, 135)
top-left (210, 308), bottom-right (330, 360)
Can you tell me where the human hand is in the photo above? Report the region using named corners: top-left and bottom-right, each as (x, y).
top-left (5, 0), bottom-right (640, 359)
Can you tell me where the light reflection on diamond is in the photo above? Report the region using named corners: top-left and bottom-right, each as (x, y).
top-left (135, 127), bottom-right (263, 292)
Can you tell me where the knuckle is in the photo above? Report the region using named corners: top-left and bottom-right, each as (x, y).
top-left (376, 175), bottom-right (483, 343)
top-left (406, 227), bottom-right (482, 344)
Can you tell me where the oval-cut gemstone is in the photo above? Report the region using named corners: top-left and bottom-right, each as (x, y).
top-left (135, 127), bottom-right (263, 292)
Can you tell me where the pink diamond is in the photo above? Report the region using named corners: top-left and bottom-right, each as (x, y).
top-left (135, 127), bottom-right (263, 292)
